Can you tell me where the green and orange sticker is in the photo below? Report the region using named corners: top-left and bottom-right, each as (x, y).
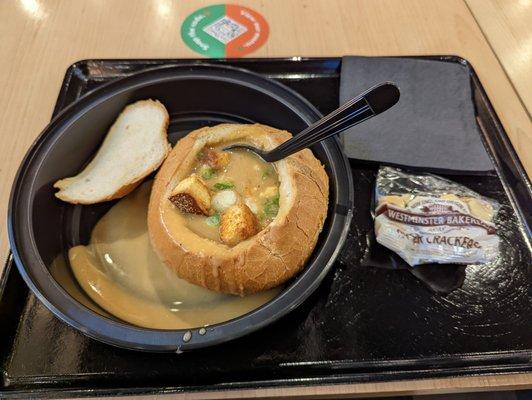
top-left (181, 4), bottom-right (269, 58)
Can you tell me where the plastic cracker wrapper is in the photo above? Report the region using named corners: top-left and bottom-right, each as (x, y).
top-left (374, 167), bottom-right (500, 267)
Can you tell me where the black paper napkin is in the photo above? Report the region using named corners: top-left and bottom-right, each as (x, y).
top-left (340, 56), bottom-right (494, 173)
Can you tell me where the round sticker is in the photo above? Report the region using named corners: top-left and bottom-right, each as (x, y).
top-left (181, 4), bottom-right (269, 58)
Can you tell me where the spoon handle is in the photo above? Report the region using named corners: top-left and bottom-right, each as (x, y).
top-left (265, 82), bottom-right (400, 162)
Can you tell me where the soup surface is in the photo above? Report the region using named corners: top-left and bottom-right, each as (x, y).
top-left (68, 182), bottom-right (280, 329)
top-left (178, 144), bottom-right (280, 243)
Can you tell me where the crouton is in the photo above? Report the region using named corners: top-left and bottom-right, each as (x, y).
top-left (169, 174), bottom-right (211, 215)
top-left (220, 203), bottom-right (258, 246)
top-left (201, 149), bottom-right (231, 170)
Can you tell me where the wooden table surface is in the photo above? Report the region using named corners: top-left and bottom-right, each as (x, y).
top-left (0, 0), bottom-right (531, 398)
top-left (466, 0), bottom-right (532, 115)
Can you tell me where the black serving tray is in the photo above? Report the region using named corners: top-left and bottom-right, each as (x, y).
top-left (1, 57), bottom-right (531, 398)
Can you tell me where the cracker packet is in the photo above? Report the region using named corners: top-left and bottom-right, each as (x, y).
top-left (374, 167), bottom-right (500, 266)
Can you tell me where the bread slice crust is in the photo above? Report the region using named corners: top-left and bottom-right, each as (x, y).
top-left (148, 124), bottom-right (329, 295)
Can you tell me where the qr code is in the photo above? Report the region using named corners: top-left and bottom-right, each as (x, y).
top-left (203, 16), bottom-right (247, 44)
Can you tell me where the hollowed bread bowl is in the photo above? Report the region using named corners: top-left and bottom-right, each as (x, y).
top-left (148, 123), bottom-right (329, 295)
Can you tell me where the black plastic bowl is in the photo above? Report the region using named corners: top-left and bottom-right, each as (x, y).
top-left (8, 64), bottom-right (353, 351)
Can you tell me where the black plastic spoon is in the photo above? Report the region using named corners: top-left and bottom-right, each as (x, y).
top-left (224, 82), bottom-right (400, 162)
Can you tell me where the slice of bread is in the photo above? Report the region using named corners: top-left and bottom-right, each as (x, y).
top-left (54, 99), bottom-right (170, 204)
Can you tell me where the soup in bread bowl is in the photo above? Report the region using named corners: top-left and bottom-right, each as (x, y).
top-left (148, 123), bottom-right (329, 295)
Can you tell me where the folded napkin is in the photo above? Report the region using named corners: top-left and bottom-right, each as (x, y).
top-left (340, 56), bottom-right (494, 173)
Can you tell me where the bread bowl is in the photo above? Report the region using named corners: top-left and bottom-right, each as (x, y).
top-left (148, 123), bottom-right (329, 295)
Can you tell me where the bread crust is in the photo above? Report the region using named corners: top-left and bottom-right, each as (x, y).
top-left (148, 124), bottom-right (329, 295)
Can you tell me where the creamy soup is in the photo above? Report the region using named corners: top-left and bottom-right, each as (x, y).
top-left (181, 144), bottom-right (280, 242)
top-left (67, 182), bottom-right (280, 330)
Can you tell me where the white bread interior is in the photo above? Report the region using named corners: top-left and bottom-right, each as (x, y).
top-left (54, 99), bottom-right (170, 204)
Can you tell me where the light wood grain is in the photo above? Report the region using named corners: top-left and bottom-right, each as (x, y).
top-left (466, 0), bottom-right (532, 115)
top-left (0, 0), bottom-right (531, 397)
top-left (81, 372), bottom-right (532, 399)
